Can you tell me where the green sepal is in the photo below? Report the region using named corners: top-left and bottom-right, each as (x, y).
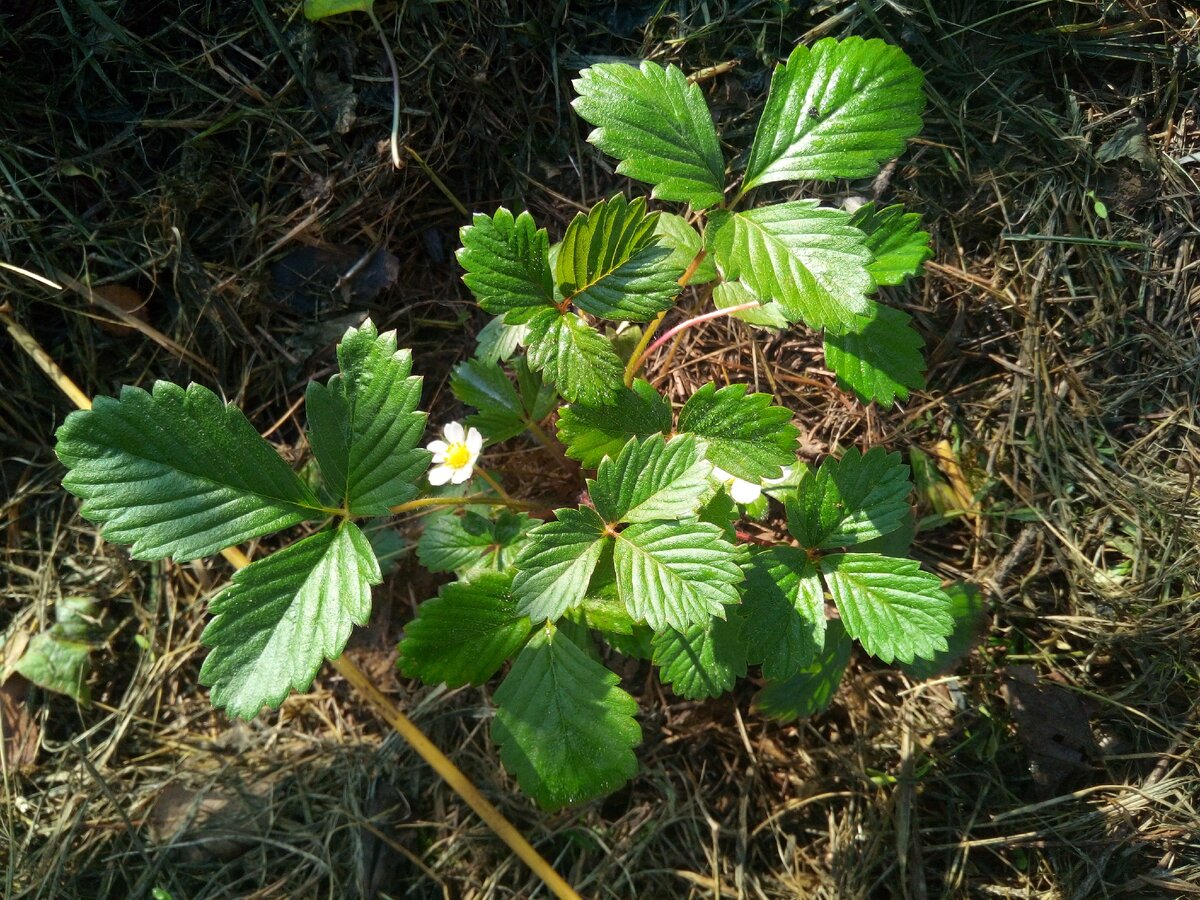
top-left (397, 571), bottom-right (532, 687)
top-left (493, 627), bottom-right (642, 810)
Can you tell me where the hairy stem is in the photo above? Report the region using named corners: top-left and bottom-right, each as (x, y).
top-left (631, 300), bottom-right (761, 375)
top-left (389, 494), bottom-right (540, 515)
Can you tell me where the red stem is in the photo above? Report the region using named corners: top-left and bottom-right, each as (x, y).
top-left (631, 301), bottom-right (760, 373)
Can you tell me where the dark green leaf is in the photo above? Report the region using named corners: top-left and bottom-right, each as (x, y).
top-left (820, 552), bottom-right (954, 664)
top-left (754, 619), bottom-right (851, 722)
top-left (573, 62), bottom-right (725, 209)
top-left (652, 614), bottom-right (747, 699)
top-left (451, 358), bottom-right (525, 443)
top-left (678, 382), bottom-right (799, 481)
top-left (417, 509), bottom-right (536, 574)
top-left (824, 303), bottom-right (926, 406)
top-left (613, 521), bottom-right (742, 631)
top-left (199, 523), bottom-right (380, 718)
top-left (306, 321), bottom-right (430, 514)
top-left (706, 203), bottom-right (873, 331)
top-left (556, 380), bottom-right (672, 468)
top-left (397, 572), bottom-right (532, 687)
top-left (786, 447), bottom-right (911, 549)
top-left (524, 309), bottom-right (625, 406)
top-left (741, 546), bottom-right (826, 679)
top-left (899, 583), bottom-right (986, 680)
top-left (849, 202), bottom-right (933, 286)
top-left (557, 195), bottom-right (682, 321)
top-left (589, 434), bottom-right (711, 524)
top-left (56, 382), bottom-right (324, 561)
top-left (743, 37), bottom-right (924, 190)
top-left (512, 506), bottom-right (609, 622)
top-left (493, 627), bottom-right (641, 810)
top-left (457, 208), bottom-right (555, 322)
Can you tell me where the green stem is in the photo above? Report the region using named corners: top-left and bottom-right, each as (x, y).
top-left (476, 468), bottom-right (515, 504)
top-left (366, 6), bottom-right (401, 169)
top-left (389, 495), bottom-right (539, 515)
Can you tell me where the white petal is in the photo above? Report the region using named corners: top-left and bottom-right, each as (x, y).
top-left (427, 464), bottom-right (454, 486)
top-left (466, 427), bottom-right (484, 453)
top-left (763, 466), bottom-right (793, 487)
top-left (427, 440), bottom-right (449, 455)
top-left (711, 466), bottom-right (734, 483)
top-left (449, 465), bottom-right (474, 484)
top-left (443, 421), bottom-right (465, 443)
top-left (730, 479), bottom-right (762, 505)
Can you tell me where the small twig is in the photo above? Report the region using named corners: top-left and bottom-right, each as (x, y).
top-left (365, 6), bottom-right (402, 170)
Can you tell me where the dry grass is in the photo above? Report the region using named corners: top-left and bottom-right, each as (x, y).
top-left (2, 1), bottom-right (1199, 897)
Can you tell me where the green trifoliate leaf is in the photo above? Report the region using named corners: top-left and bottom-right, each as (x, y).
top-left (740, 547), bottom-right (826, 679)
top-left (475, 316), bottom-right (528, 365)
top-left (512, 506), bottom-right (609, 622)
top-left (712, 280), bottom-right (789, 330)
top-left (556, 195), bottom-right (683, 322)
top-left (13, 597), bottom-right (99, 703)
top-left (613, 521), bottom-right (742, 631)
top-left (678, 382), bottom-right (799, 482)
top-left (589, 434), bottom-right (711, 525)
top-left (417, 509), bottom-right (536, 574)
top-left (199, 523), bottom-right (380, 719)
top-left (820, 552), bottom-right (953, 664)
top-left (849, 202), bottom-right (933, 286)
top-left (573, 61), bottom-right (725, 209)
top-left (651, 614), bottom-right (747, 700)
top-left (56, 382), bottom-right (324, 561)
top-left (556, 380), bottom-right (672, 468)
top-left (706, 203), bottom-right (873, 330)
top-left (457, 208), bottom-right (555, 323)
top-left (655, 213), bottom-right (717, 285)
top-left (742, 37), bottom-right (924, 190)
top-left (786, 446), bottom-right (912, 549)
top-left (754, 619), bottom-right (851, 723)
top-left (306, 321), bottom-right (430, 515)
top-left (303, 0), bottom-right (372, 20)
top-left (493, 627), bottom-right (641, 810)
top-left (824, 303), bottom-right (925, 406)
top-left (397, 572), bottom-right (532, 687)
top-left (524, 308), bottom-right (625, 406)
top-left (899, 582), bottom-right (986, 680)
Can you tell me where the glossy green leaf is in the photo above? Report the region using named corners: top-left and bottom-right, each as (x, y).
top-left (450, 357), bottom-right (537, 444)
top-left (706, 203), bottom-right (873, 330)
top-left (652, 614), bottom-right (747, 700)
top-left (417, 509), bottom-right (536, 574)
top-left (573, 61), bottom-right (725, 209)
top-left (820, 552), bottom-right (954, 664)
top-left (849, 202), bottom-right (933, 286)
top-left (557, 195), bottom-right (682, 321)
top-left (199, 523), bottom-right (380, 719)
top-left (524, 309), bottom-right (625, 406)
top-left (786, 447), bottom-right (911, 549)
top-left (712, 280), bottom-right (789, 330)
top-left (899, 583), bottom-right (986, 680)
top-left (512, 506), bottom-right (609, 622)
top-left (56, 382), bottom-right (324, 561)
top-left (306, 321), bottom-right (430, 515)
top-left (397, 572), bottom-right (532, 687)
top-left (754, 619), bottom-right (851, 722)
top-left (556, 380), bottom-right (672, 468)
top-left (741, 546), bottom-right (826, 679)
top-left (743, 37), bottom-right (924, 190)
top-left (493, 627), bottom-right (642, 810)
top-left (589, 434), bottom-right (711, 524)
top-left (613, 521), bottom-right (742, 631)
top-left (474, 316), bottom-right (528, 365)
top-left (303, 0), bottom-right (372, 20)
top-left (457, 208), bottom-right (555, 322)
top-left (678, 382), bottom-right (799, 482)
top-left (824, 303), bottom-right (926, 406)
top-left (655, 213), bottom-right (717, 285)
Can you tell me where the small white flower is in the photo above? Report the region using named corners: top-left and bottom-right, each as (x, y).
top-left (711, 466), bottom-right (763, 505)
top-left (426, 421), bottom-right (483, 486)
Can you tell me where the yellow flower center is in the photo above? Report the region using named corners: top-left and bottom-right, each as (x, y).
top-left (445, 442), bottom-right (472, 469)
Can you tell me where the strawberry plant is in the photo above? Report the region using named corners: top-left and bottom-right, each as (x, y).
top-left (54, 38), bottom-right (965, 810)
